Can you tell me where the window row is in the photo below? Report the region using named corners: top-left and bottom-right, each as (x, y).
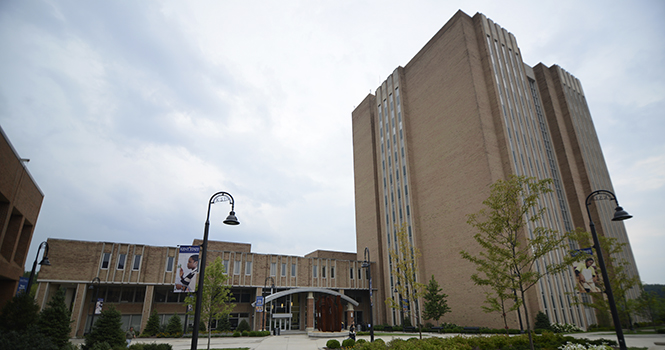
top-left (101, 252), bottom-right (142, 271)
top-left (270, 262), bottom-right (298, 277)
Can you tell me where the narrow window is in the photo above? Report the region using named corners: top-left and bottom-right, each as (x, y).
top-left (322, 266), bottom-right (326, 278)
top-left (270, 263), bottom-right (276, 276)
top-left (117, 254), bottom-right (126, 270)
top-left (350, 268), bottom-right (354, 279)
top-left (166, 256), bottom-right (174, 272)
top-left (313, 264), bottom-right (318, 278)
top-left (132, 255), bottom-right (141, 270)
top-left (101, 253), bottom-right (111, 269)
top-left (331, 267), bottom-right (335, 279)
top-left (234, 261), bottom-right (241, 275)
top-left (223, 260), bottom-right (230, 274)
top-left (245, 261), bottom-right (252, 275)
top-left (281, 263), bottom-right (287, 277)
top-left (291, 263), bottom-right (297, 276)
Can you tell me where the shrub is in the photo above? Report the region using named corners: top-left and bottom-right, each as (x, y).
top-left (535, 311), bottom-right (551, 331)
top-left (242, 330), bottom-right (249, 336)
top-left (129, 343), bottom-right (174, 350)
top-left (237, 319), bottom-right (251, 332)
top-left (0, 324), bottom-right (57, 350)
top-left (356, 338), bottom-right (367, 344)
top-left (165, 314), bottom-right (182, 335)
top-left (0, 293), bottom-right (40, 332)
top-left (232, 331), bottom-right (240, 337)
top-left (551, 323), bottom-right (583, 333)
top-left (37, 288), bottom-right (72, 349)
top-left (84, 305), bottom-right (125, 350)
top-left (142, 311), bottom-right (161, 337)
top-left (326, 339), bottom-right (341, 349)
top-left (342, 338), bottom-right (355, 347)
top-left (217, 314), bottom-right (231, 331)
top-left (657, 328), bottom-right (665, 334)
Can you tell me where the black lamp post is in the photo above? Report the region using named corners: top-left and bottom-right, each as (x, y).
top-left (263, 277), bottom-right (275, 332)
top-left (88, 277), bottom-right (101, 333)
top-left (26, 241), bottom-right (50, 296)
top-left (361, 247), bottom-right (374, 342)
top-left (585, 189), bottom-right (632, 350)
top-left (190, 192), bottom-right (239, 350)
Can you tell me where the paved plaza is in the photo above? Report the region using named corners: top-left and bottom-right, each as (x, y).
top-left (71, 331), bottom-right (665, 350)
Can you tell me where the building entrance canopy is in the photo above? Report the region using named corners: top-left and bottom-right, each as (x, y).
top-left (251, 287), bottom-right (359, 306)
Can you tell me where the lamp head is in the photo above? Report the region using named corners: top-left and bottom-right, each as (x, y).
top-left (223, 211), bottom-right (240, 225)
top-left (612, 206), bottom-right (633, 221)
top-left (361, 261), bottom-right (370, 268)
top-left (39, 256), bottom-right (51, 266)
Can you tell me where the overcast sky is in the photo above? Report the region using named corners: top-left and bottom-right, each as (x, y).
top-left (1, 1), bottom-right (663, 284)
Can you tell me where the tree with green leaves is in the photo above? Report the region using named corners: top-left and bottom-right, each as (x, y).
top-left (185, 256), bottom-right (235, 350)
top-left (569, 228), bottom-right (641, 329)
top-left (38, 288), bottom-right (72, 348)
top-left (461, 175), bottom-right (576, 350)
top-left (422, 275), bottom-right (451, 324)
top-left (0, 292), bottom-right (40, 332)
top-left (84, 304), bottom-right (125, 350)
top-left (142, 310), bottom-right (161, 336)
top-left (633, 288), bottom-right (661, 330)
top-left (385, 223), bottom-right (426, 338)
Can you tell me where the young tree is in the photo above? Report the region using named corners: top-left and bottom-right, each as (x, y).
top-left (461, 175), bottom-right (576, 350)
top-left (142, 310), bottom-right (161, 336)
top-left (422, 275), bottom-right (451, 324)
top-left (184, 256), bottom-right (235, 350)
top-left (633, 288), bottom-right (661, 330)
top-left (569, 228), bottom-right (641, 329)
top-left (385, 223), bottom-right (426, 338)
top-left (38, 288), bottom-right (72, 348)
top-left (84, 304), bottom-right (125, 350)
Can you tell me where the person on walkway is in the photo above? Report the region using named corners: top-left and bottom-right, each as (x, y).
top-left (126, 326), bottom-right (136, 346)
top-left (349, 323), bottom-right (356, 340)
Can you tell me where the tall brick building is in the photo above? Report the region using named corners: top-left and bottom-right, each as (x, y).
top-left (352, 10), bottom-right (640, 329)
top-left (0, 126), bottom-right (44, 309)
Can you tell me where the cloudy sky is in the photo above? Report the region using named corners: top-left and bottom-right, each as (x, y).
top-left (1, 1), bottom-right (663, 284)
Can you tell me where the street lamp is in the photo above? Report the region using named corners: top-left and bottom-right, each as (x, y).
top-left (88, 277), bottom-right (101, 333)
top-left (585, 189), bottom-right (632, 350)
top-left (263, 277), bottom-right (275, 332)
top-left (191, 192), bottom-right (239, 350)
top-left (26, 241), bottom-right (50, 296)
top-left (361, 247), bottom-right (374, 342)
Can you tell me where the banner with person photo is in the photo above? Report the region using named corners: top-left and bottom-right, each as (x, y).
top-left (571, 248), bottom-right (601, 293)
top-left (174, 245), bottom-right (200, 293)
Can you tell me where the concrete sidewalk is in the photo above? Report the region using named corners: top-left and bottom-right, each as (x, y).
top-left (73, 331), bottom-right (665, 350)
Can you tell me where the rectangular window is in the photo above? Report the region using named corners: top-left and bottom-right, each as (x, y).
top-left (245, 261), bottom-right (252, 275)
top-left (101, 253), bottom-right (111, 269)
top-left (270, 262), bottom-right (276, 276)
top-left (223, 260), bottom-right (230, 274)
top-left (117, 254), bottom-right (126, 270)
top-left (331, 267), bottom-right (335, 279)
top-left (234, 261), bottom-right (241, 275)
top-left (132, 255), bottom-right (141, 270)
top-left (281, 263), bottom-right (287, 277)
top-left (350, 268), bottom-right (354, 279)
top-left (358, 269), bottom-right (362, 280)
top-left (291, 263), bottom-right (296, 277)
top-left (166, 256), bottom-right (174, 272)
top-left (313, 264), bottom-right (318, 278)
top-left (322, 266), bottom-right (326, 278)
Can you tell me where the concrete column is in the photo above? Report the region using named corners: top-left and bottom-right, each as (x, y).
top-left (140, 285), bottom-right (155, 333)
top-left (306, 292), bottom-right (314, 332)
top-left (254, 287), bottom-right (262, 331)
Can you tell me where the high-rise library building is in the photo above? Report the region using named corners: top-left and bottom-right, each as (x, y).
top-left (352, 10), bottom-right (640, 329)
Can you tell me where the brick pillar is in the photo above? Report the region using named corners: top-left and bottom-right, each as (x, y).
top-left (306, 292), bottom-right (314, 332)
top-left (254, 287), bottom-right (262, 331)
top-left (140, 285), bottom-right (155, 333)
top-left (346, 304), bottom-right (355, 327)
top-left (70, 283), bottom-right (88, 337)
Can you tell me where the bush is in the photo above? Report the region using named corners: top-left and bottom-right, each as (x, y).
top-left (342, 338), bottom-right (355, 347)
top-left (84, 305), bottom-right (125, 350)
top-left (0, 324), bottom-right (57, 350)
top-left (535, 311), bottom-right (551, 331)
top-left (237, 319), bottom-right (251, 332)
top-left (217, 314), bottom-right (231, 331)
top-left (38, 288), bottom-right (72, 349)
top-left (241, 330), bottom-right (249, 336)
top-left (657, 328), bottom-right (665, 334)
top-left (165, 314), bottom-right (182, 335)
top-left (0, 293), bottom-right (40, 332)
top-left (129, 343), bottom-right (174, 350)
top-left (232, 331), bottom-right (240, 337)
top-left (142, 311), bottom-right (161, 337)
top-left (356, 338), bottom-right (367, 344)
top-left (326, 339), bottom-right (341, 349)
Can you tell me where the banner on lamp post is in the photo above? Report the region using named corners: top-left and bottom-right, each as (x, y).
top-left (571, 247), bottom-right (601, 293)
top-left (174, 245), bottom-right (200, 293)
